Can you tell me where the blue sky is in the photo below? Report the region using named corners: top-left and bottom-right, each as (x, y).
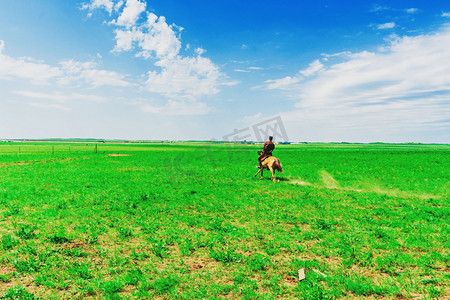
top-left (0, 0), bottom-right (449, 142)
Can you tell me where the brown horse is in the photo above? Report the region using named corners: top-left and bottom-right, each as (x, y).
top-left (254, 151), bottom-right (283, 182)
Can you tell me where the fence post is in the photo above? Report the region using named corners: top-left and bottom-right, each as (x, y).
top-left (94, 144), bottom-right (98, 154)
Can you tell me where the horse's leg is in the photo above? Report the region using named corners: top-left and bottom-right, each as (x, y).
top-left (269, 166), bottom-right (276, 182)
top-left (254, 168), bottom-right (261, 177)
top-left (259, 168), bottom-right (264, 179)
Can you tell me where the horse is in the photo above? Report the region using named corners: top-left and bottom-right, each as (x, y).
top-left (254, 151), bottom-right (283, 182)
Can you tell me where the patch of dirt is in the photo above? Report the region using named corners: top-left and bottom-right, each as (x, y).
top-left (183, 256), bottom-right (218, 273)
top-left (284, 275), bottom-right (298, 287)
top-left (0, 274), bottom-right (36, 295)
top-left (0, 265), bottom-right (15, 275)
top-left (0, 162), bottom-right (31, 167)
top-left (0, 157), bottom-right (78, 168)
top-left (319, 170), bottom-right (340, 189)
top-left (289, 171), bottom-right (440, 200)
top-left (61, 241), bottom-right (92, 250)
top-left (291, 180), bottom-right (312, 186)
top-left (107, 154), bottom-right (131, 157)
top-left (191, 263), bottom-right (204, 271)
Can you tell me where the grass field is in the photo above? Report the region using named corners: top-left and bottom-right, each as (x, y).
top-left (0, 141), bottom-right (448, 299)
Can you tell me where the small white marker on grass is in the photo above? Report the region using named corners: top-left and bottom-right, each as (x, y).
top-left (313, 269), bottom-right (327, 277)
top-left (298, 268), bottom-right (327, 281)
top-left (298, 268), bottom-right (305, 281)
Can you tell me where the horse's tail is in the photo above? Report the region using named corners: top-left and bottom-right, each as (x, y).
top-left (276, 160), bottom-right (283, 173)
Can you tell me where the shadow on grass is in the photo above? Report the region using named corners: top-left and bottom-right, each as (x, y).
top-left (253, 176), bottom-right (289, 182)
top-left (277, 177), bottom-right (289, 182)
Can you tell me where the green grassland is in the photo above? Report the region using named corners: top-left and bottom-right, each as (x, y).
top-left (0, 142), bottom-right (448, 299)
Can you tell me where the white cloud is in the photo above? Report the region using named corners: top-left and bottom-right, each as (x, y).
top-left (83, 0), bottom-right (228, 104)
top-left (59, 60), bottom-right (131, 87)
top-left (112, 14), bottom-right (182, 59)
top-left (146, 55), bottom-right (222, 98)
top-left (370, 5), bottom-right (418, 15)
top-left (299, 59), bottom-right (324, 77)
top-left (234, 69), bottom-right (250, 73)
top-left (13, 91), bottom-right (70, 102)
top-left (112, 28), bottom-right (142, 52)
top-left (14, 90), bottom-right (109, 103)
top-left (137, 14), bottom-right (182, 59)
top-left (113, 0), bottom-right (146, 27)
top-left (222, 80), bottom-right (239, 86)
top-left (81, 0), bottom-right (117, 14)
top-left (377, 22), bottom-right (396, 29)
top-left (263, 25), bottom-right (450, 142)
top-left (442, 12), bottom-right (450, 18)
top-left (263, 60), bottom-right (323, 90)
top-left (234, 66), bottom-right (263, 73)
top-left (0, 40), bottom-right (131, 89)
top-left (240, 112), bottom-right (262, 124)
top-left (79, 68), bottom-right (130, 87)
top-left (142, 100), bottom-right (212, 115)
top-left (405, 8), bottom-right (418, 14)
top-left (71, 93), bottom-right (109, 102)
top-left (30, 102), bottom-right (71, 111)
top-left (370, 5), bottom-right (390, 13)
top-left (264, 76), bottom-right (302, 90)
top-left (195, 48), bottom-right (205, 55)
top-left (0, 40), bottom-right (63, 84)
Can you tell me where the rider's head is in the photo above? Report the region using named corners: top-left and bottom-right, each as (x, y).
top-left (269, 136), bottom-right (273, 141)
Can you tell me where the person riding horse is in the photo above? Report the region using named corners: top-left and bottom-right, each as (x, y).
top-left (258, 136), bottom-right (275, 169)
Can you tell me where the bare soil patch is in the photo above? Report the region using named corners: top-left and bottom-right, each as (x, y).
top-left (0, 265), bottom-right (15, 275)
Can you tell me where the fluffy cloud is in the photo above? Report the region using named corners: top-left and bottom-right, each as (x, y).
top-left (0, 40), bottom-right (62, 84)
top-left (113, 0), bottom-right (146, 27)
top-left (234, 66), bottom-right (263, 73)
top-left (113, 13), bottom-right (182, 59)
top-left (14, 90), bottom-right (108, 103)
top-left (377, 22), bottom-right (396, 29)
top-left (13, 90), bottom-right (70, 102)
top-left (299, 59), bottom-right (324, 77)
top-left (300, 29), bottom-right (450, 105)
top-left (0, 40), bottom-right (131, 88)
top-left (29, 102), bottom-right (71, 111)
top-left (81, 0), bottom-right (123, 15)
top-left (142, 100), bottom-right (212, 115)
top-left (264, 60), bottom-right (323, 90)
top-left (83, 0), bottom-right (229, 107)
top-left (405, 8), bottom-right (418, 14)
top-left (263, 26), bottom-right (450, 142)
top-left (370, 5), bottom-right (390, 12)
top-left (264, 76), bottom-right (302, 90)
top-left (240, 112), bottom-right (262, 124)
top-left (146, 55), bottom-right (222, 99)
top-left (60, 60), bottom-right (131, 87)
top-left (112, 27), bottom-right (142, 52)
top-left (234, 69), bottom-right (250, 73)
top-left (12, 90), bottom-right (111, 112)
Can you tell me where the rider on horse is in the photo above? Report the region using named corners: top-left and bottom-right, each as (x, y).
top-left (258, 136), bottom-right (275, 169)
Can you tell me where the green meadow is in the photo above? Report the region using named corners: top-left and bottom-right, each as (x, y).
top-left (0, 142), bottom-right (448, 299)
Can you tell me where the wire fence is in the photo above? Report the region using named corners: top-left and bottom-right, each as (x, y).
top-left (0, 144), bottom-right (100, 155)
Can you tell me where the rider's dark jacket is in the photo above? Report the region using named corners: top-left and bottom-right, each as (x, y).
top-left (263, 140), bottom-right (275, 156)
